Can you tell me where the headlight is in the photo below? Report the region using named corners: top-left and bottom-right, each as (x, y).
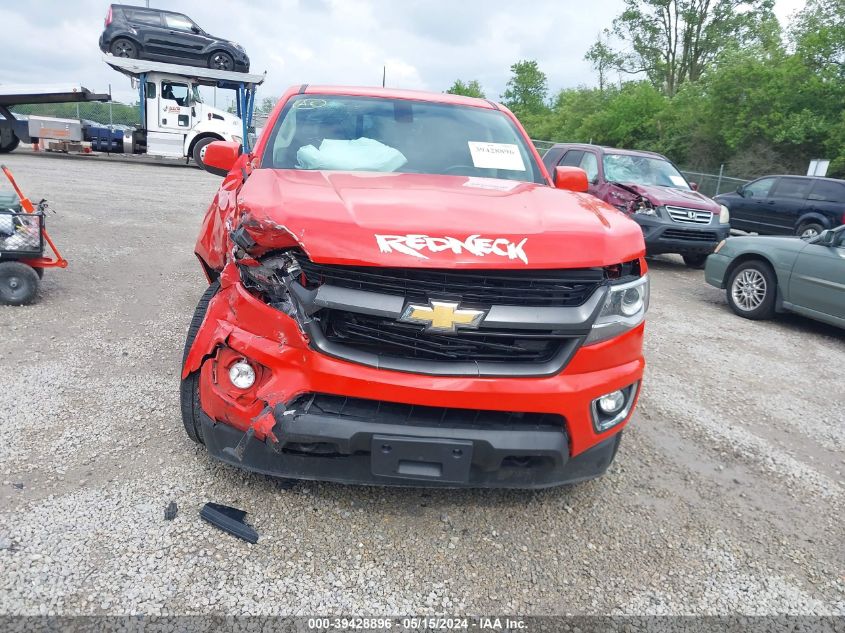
top-left (635, 205), bottom-right (658, 216)
top-left (719, 204), bottom-right (730, 224)
top-left (585, 275), bottom-right (649, 345)
top-left (714, 239), bottom-right (726, 253)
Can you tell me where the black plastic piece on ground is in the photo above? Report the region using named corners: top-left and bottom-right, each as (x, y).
top-left (200, 502), bottom-right (259, 544)
top-left (164, 501), bottom-right (178, 521)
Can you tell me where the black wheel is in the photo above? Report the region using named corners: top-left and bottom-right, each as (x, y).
top-left (796, 222), bottom-right (824, 239)
top-left (0, 261), bottom-right (39, 306)
top-left (208, 51), bottom-right (234, 71)
top-left (726, 260), bottom-right (776, 320)
top-left (682, 253), bottom-right (708, 269)
top-left (192, 137), bottom-right (217, 169)
top-left (0, 128), bottom-right (20, 153)
top-left (110, 38), bottom-right (138, 58)
top-left (180, 281), bottom-right (219, 444)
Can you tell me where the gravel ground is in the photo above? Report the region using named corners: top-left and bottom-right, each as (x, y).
top-left (0, 152), bottom-right (842, 616)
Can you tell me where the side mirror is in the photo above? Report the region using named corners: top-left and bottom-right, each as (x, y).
top-left (815, 229), bottom-right (836, 245)
top-left (689, 181), bottom-right (699, 192)
top-left (554, 166), bottom-right (589, 193)
top-left (191, 25), bottom-right (201, 34)
top-left (202, 140), bottom-right (242, 176)
top-left (736, 185), bottom-right (745, 196)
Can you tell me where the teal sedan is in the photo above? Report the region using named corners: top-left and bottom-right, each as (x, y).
top-left (705, 225), bottom-right (845, 328)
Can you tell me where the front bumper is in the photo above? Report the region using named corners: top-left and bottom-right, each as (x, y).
top-left (185, 276), bottom-right (644, 487)
top-left (704, 252), bottom-right (731, 288)
top-left (633, 215), bottom-right (730, 255)
top-left (200, 410), bottom-right (624, 488)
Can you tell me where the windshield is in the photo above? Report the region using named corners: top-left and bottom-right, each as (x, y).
top-left (261, 95), bottom-right (544, 184)
top-left (602, 153), bottom-right (690, 190)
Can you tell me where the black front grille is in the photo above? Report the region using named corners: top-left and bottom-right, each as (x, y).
top-left (662, 228), bottom-right (719, 242)
top-left (290, 393), bottom-right (566, 430)
top-left (294, 254), bottom-right (603, 307)
top-left (321, 310), bottom-right (573, 363)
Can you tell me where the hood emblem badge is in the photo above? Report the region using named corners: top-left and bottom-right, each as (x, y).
top-left (399, 300), bottom-right (487, 334)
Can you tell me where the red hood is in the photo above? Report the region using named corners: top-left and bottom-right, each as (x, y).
top-left (615, 182), bottom-right (720, 212)
top-left (238, 170), bottom-right (644, 269)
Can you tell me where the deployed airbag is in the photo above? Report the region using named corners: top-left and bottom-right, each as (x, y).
top-left (296, 137), bottom-right (407, 172)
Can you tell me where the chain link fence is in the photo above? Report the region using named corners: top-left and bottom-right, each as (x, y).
top-left (531, 139), bottom-right (749, 197)
top-left (10, 101), bottom-right (140, 129)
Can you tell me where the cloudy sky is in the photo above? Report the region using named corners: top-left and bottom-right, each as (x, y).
top-left (0, 0), bottom-right (807, 108)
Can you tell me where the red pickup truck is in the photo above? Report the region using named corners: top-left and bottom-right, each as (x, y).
top-left (180, 86), bottom-right (648, 488)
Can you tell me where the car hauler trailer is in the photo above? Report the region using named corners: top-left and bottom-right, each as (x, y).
top-left (0, 84), bottom-right (111, 153)
top-left (1, 57), bottom-right (265, 167)
top-left (102, 55), bottom-right (265, 165)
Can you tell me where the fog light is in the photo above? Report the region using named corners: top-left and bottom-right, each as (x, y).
top-left (228, 360), bottom-right (256, 389)
top-left (598, 390), bottom-right (625, 414)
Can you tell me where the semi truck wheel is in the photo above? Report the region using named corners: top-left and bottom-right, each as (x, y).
top-left (0, 261), bottom-right (39, 305)
top-left (192, 137), bottom-right (216, 169)
top-left (180, 281), bottom-right (220, 444)
top-left (110, 38), bottom-right (138, 58)
top-left (0, 128), bottom-right (20, 153)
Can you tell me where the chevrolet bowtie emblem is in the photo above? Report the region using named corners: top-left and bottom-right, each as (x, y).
top-left (399, 300), bottom-right (487, 333)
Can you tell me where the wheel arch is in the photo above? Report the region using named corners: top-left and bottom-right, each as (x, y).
top-left (794, 212), bottom-right (832, 232)
top-left (187, 132), bottom-right (224, 159)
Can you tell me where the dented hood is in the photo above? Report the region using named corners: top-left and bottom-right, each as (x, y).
top-left (239, 170), bottom-right (645, 268)
top-left (614, 182), bottom-right (721, 212)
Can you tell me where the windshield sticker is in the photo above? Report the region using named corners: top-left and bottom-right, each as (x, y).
top-left (669, 175), bottom-right (688, 187)
top-left (463, 177), bottom-right (520, 192)
top-left (468, 142), bottom-right (526, 171)
top-left (376, 234), bottom-right (528, 264)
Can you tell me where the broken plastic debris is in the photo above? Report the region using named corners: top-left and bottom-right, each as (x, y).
top-left (164, 501), bottom-right (178, 521)
top-left (200, 502), bottom-right (259, 544)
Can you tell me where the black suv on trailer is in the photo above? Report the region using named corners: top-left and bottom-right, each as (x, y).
top-left (99, 4), bottom-right (250, 72)
top-left (715, 175), bottom-right (845, 238)
top-left (542, 144), bottom-right (730, 268)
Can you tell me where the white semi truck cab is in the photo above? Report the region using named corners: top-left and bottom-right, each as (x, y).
top-left (106, 55), bottom-right (265, 166)
top-left (140, 71), bottom-right (245, 163)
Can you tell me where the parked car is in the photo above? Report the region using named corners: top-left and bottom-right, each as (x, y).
top-left (180, 86), bottom-right (650, 489)
top-left (542, 144), bottom-right (730, 268)
top-left (705, 226), bottom-right (845, 328)
top-left (99, 4), bottom-right (250, 72)
top-left (715, 175), bottom-right (845, 238)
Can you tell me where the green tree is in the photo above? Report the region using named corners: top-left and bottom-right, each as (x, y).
top-left (445, 79), bottom-right (486, 99)
top-left (584, 31), bottom-right (621, 91)
top-left (258, 97), bottom-right (277, 113)
top-left (501, 60), bottom-right (549, 117)
top-left (609, 0), bottom-right (776, 95)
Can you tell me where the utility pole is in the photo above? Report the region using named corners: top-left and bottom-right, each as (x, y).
top-left (382, 66), bottom-right (386, 88)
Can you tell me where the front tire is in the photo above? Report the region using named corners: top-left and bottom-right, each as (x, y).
top-left (726, 260), bottom-right (776, 320)
top-left (682, 253), bottom-right (708, 269)
top-left (0, 261), bottom-right (39, 306)
top-left (191, 137), bottom-right (216, 169)
top-left (180, 282), bottom-right (219, 444)
top-left (110, 38), bottom-right (138, 59)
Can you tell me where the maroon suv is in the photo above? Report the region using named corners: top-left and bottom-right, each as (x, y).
top-left (543, 144), bottom-right (730, 268)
